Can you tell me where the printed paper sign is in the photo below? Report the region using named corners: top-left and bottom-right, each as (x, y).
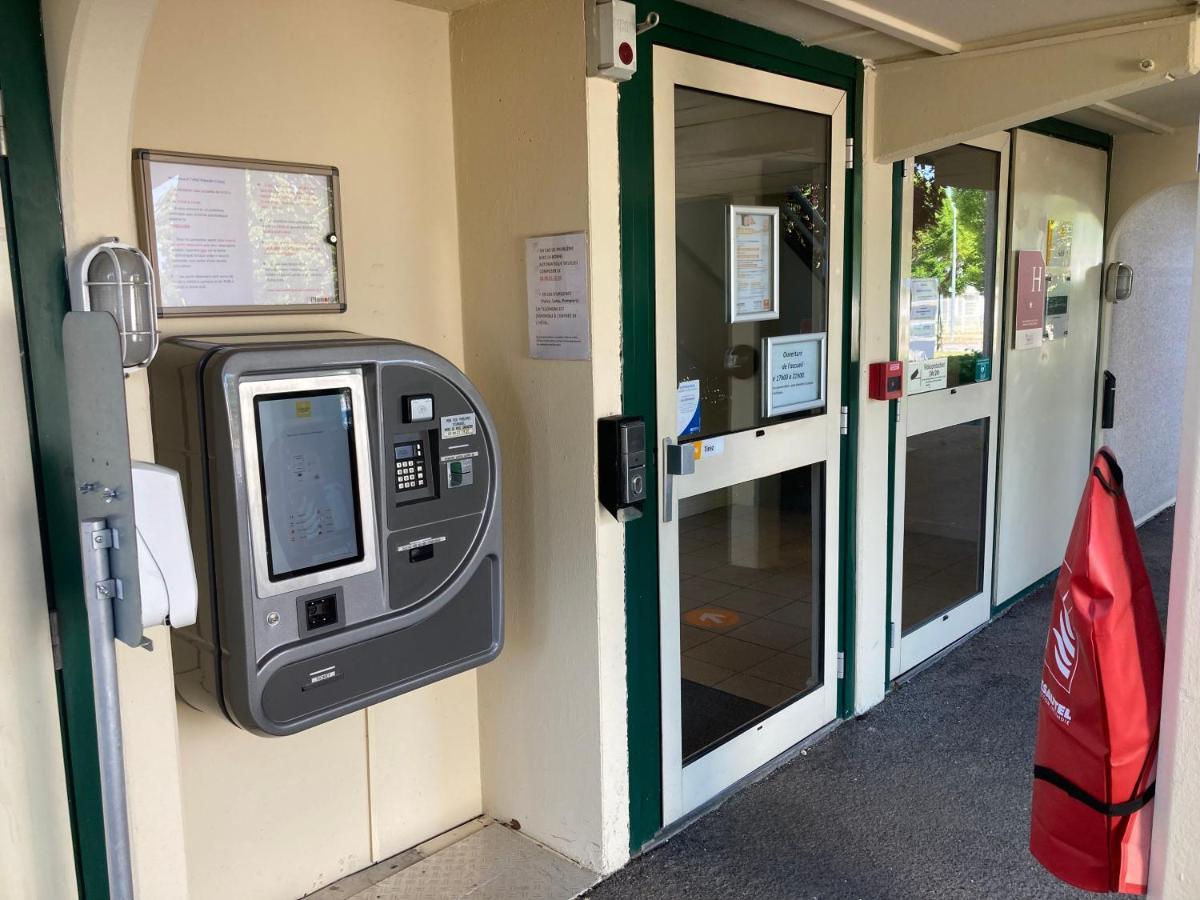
top-left (147, 159), bottom-right (340, 312)
top-left (908, 358), bottom-right (948, 394)
top-left (908, 277), bottom-right (940, 360)
top-left (729, 206), bottom-right (779, 323)
top-left (1015, 250), bottom-right (1047, 350)
top-left (526, 232), bottom-right (591, 360)
top-left (764, 333), bottom-right (825, 417)
top-left (677, 379), bottom-right (701, 438)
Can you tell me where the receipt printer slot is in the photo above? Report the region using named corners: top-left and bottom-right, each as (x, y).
top-left (410, 545), bottom-right (435, 563)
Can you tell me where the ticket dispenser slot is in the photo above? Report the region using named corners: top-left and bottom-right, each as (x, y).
top-left (149, 332), bottom-right (502, 736)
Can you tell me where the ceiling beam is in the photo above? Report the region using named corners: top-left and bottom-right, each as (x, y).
top-left (872, 12), bottom-right (1199, 161)
top-left (791, 0), bottom-right (961, 55)
top-left (1090, 100), bottom-right (1176, 134)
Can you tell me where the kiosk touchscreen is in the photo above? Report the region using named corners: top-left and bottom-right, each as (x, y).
top-left (150, 333), bottom-right (502, 736)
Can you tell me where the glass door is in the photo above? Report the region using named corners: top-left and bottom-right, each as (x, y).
top-left (890, 135), bottom-right (1009, 677)
top-left (653, 47), bottom-right (846, 823)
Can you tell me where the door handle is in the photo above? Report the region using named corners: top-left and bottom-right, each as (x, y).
top-left (662, 438), bottom-right (695, 523)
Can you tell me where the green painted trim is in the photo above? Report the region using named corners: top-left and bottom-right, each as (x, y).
top-left (1021, 117), bottom-right (1113, 152)
top-left (835, 73), bottom-right (863, 719)
top-left (618, 19), bottom-right (661, 852)
top-left (1, 3), bottom-right (107, 897)
top-left (619, 0), bottom-right (860, 851)
top-left (992, 568), bottom-right (1059, 616)
top-left (883, 160), bottom-right (904, 688)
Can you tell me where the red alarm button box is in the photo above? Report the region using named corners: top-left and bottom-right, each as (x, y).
top-left (869, 360), bottom-right (904, 400)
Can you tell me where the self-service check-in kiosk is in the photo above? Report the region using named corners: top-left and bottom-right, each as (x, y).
top-left (149, 333), bottom-right (502, 736)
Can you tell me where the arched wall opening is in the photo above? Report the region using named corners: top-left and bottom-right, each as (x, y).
top-left (1104, 181), bottom-right (1197, 524)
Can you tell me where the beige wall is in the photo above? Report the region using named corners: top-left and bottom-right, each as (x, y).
top-left (130, 1), bottom-right (482, 897)
top-left (43, 0), bottom-right (483, 897)
top-left (450, 0), bottom-right (629, 874)
top-left (1109, 128), bottom-right (1198, 234)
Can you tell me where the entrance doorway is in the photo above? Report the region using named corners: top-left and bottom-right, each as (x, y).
top-left (651, 47), bottom-right (846, 822)
top-left (890, 135), bottom-right (1009, 677)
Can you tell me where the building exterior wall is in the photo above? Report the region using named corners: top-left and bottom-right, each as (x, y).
top-left (1105, 183), bottom-right (1195, 523)
top-left (44, 0), bottom-right (490, 896)
top-left (994, 130), bottom-right (1108, 604)
top-left (1109, 128), bottom-right (1198, 235)
top-left (450, 0), bottom-right (630, 874)
top-left (134, 2), bottom-right (481, 896)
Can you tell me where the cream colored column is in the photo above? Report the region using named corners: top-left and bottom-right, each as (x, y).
top-left (853, 64), bottom-right (893, 712)
top-left (1150, 175), bottom-right (1200, 899)
top-left (451, 0), bottom-right (629, 873)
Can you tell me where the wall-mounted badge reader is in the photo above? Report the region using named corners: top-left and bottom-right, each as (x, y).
top-left (149, 333), bottom-right (502, 736)
top-left (598, 415), bottom-right (647, 522)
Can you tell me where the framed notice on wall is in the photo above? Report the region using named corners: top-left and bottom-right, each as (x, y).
top-left (728, 205), bottom-right (780, 323)
top-left (134, 150), bottom-right (346, 316)
top-left (763, 332), bottom-right (826, 417)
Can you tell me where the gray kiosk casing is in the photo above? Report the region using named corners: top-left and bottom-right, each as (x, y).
top-left (149, 333), bottom-right (502, 736)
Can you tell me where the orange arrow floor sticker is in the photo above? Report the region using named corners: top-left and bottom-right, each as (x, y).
top-left (682, 607), bottom-right (743, 631)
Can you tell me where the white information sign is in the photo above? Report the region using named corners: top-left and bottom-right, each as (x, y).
top-left (908, 357), bottom-right (948, 394)
top-left (677, 379), bottom-right (701, 438)
top-left (908, 277), bottom-right (940, 360)
top-left (525, 232), bottom-right (591, 360)
top-left (137, 153), bottom-right (343, 315)
top-left (729, 205), bottom-right (780, 323)
top-left (763, 333), bottom-right (825, 417)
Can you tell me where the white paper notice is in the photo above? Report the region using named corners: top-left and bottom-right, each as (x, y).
top-left (908, 358), bottom-right (948, 394)
top-left (148, 160), bottom-right (339, 311)
top-left (764, 334), bottom-right (825, 416)
top-left (526, 232), bottom-right (591, 360)
top-left (677, 380), bottom-right (701, 438)
top-left (731, 208), bottom-right (778, 322)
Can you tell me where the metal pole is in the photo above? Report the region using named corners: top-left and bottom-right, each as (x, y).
top-left (80, 518), bottom-right (135, 900)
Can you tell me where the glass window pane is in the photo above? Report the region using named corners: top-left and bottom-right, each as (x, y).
top-left (678, 464), bottom-right (824, 762)
top-left (908, 144), bottom-right (1000, 388)
top-left (675, 87), bottom-right (832, 441)
top-left (901, 420), bottom-right (988, 633)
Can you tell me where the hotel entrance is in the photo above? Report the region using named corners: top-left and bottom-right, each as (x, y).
top-left (649, 48), bottom-right (848, 822)
top-left (890, 135), bottom-right (1009, 676)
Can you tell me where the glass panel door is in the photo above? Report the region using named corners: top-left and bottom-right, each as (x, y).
top-left (891, 136), bottom-right (1008, 677)
top-left (653, 47), bottom-right (846, 823)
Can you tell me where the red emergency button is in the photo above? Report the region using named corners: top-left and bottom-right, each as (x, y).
top-left (618, 42), bottom-right (634, 65)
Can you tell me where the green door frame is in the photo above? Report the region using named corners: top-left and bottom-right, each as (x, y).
top-left (617, 0), bottom-right (862, 852)
top-left (2, 2), bottom-right (112, 896)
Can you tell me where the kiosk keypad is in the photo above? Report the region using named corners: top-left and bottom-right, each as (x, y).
top-left (394, 441), bottom-right (427, 492)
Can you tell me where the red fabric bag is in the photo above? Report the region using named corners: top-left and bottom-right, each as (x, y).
top-left (1030, 449), bottom-right (1164, 894)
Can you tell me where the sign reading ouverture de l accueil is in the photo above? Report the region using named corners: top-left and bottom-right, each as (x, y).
top-left (526, 232), bottom-right (591, 360)
top-left (764, 333), bottom-right (826, 417)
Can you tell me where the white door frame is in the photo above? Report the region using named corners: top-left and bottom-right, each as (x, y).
top-left (890, 132), bottom-right (1010, 679)
top-left (652, 46), bottom-right (847, 824)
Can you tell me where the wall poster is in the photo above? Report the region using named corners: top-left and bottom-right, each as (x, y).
top-left (135, 150), bottom-right (345, 316)
top-left (728, 205), bottom-right (780, 323)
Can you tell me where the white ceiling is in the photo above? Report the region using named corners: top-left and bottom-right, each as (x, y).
top-left (403, 0), bottom-right (1200, 134)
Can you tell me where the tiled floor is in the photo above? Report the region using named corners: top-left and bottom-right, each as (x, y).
top-left (677, 491), bottom-right (822, 756)
top-left (311, 821), bottom-right (596, 900)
